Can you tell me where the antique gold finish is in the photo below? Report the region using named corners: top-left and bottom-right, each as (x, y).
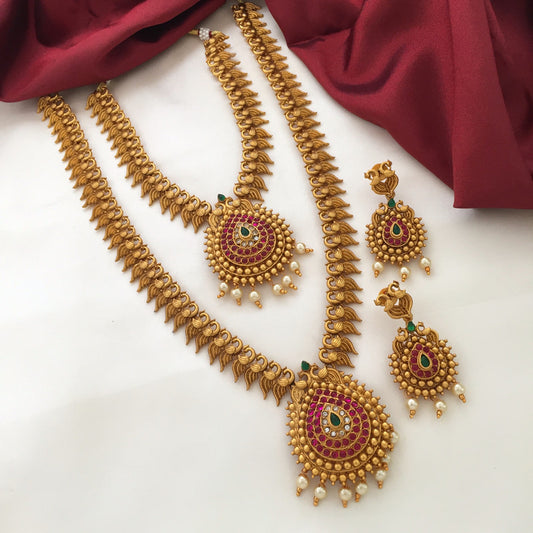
top-left (86, 32), bottom-right (311, 306)
top-left (232, 2), bottom-right (362, 368)
top-left (365, 161), bottom-right (430, 280)
top-left (288, 364), bottom-right (395, 506)
top-left (375, 282), bottom-right (466, 418)
top-left (38, 93), bottom-right (295, 406)
top-left (37, 3), bottom-right (396, 506)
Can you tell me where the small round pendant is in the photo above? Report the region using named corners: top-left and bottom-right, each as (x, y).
top-left (287, 364), bottom-right (396, 507)
top-left (205, 197), bottom-right (310, 307)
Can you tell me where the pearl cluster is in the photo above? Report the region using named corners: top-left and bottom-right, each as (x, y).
top-left (217, 283), bottom-right (262, 308)
top-left (373, 256), bottom-right (431, 279)
top-left (197, 27), bottom-right (211, 42)
top-left (294, 434), bottom-right (398, 506)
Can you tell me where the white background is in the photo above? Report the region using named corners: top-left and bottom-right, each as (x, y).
top-left (1, 2), bottom-right (532, 532)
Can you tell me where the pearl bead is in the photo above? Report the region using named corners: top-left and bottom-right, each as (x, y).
top-left (390, 431), bottom-right (399, 444)
top-left (314, 486), bottom-right (327, 500)
top-left (231, 288), bottom-right (242, 300)
top-left (375, 470), bottom-right (387, 482)
top-left (373, 261), bottom-right (384, 272)
top-left (420, 257), bottom-right (431, 268)
top-left (272, 284), bottom-right (282, 295)
top-left (355, 483), bottom-right (368, 495)
top-left (400, 266), bottom-right (410, 280)
top-left (295, 242), bottom-right (306, 254)
top-left (382, 454), bottom-right (391, 464)
top-left (219, 282), bottom-right (229, 292)
top-left (296, 475), bottom-right (309, 490)
top-left (453, 383), bottom-right (465, 396)
top-left (435, 400), bottom-right (447, 412)
top-left (339, 488), bottom-right (353, 502)
top-left (249, 290), bottom-right (260, 302)
top-left (407, 398), bottom-right (418, 411)
top-left (282, 275), bottom-right (292, 287)
top-left (290, 261), bottom-right (300, 272)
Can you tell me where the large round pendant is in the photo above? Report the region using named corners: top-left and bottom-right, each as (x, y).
top-left (205, 197), bottom-right (310, 307)
top-left (287, 364), bottom-right (397, 507)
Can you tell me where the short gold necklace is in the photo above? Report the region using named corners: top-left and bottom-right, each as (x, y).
top-left (37, 2), bottom-right (397, 507)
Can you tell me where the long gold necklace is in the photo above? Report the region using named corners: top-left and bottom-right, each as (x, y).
top-left (37, 2), bottom-right (397, 507)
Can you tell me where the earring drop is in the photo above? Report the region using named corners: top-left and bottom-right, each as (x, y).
top-left (365, 161), bottom-right (430, 281)
top-left (375, 281), bottom-right (466, 418)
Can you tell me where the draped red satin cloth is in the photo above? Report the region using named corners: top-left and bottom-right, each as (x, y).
top-left (1, 1), bottom-right (532, 207)
top-left (266, 0), bottom-right (533, 208)
top-left (0, 0), bottom-right (223, 101)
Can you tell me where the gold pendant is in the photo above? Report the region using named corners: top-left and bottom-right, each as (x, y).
top-left (205, 196), bottom-right (311, 307)
top-left (375, 282), bottom-right (466, 418)
top-left (287, 363), bottom-right (397, 506)
top-left (365, 161), bottom-right (431, 281)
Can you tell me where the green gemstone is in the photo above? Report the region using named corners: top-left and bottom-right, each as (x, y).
top-left (407, 321), bottom-right (416, 332)
top-left (420, 354), bottom-right (431, 368)
top-left (392, 223), bottom-right (401, 236)
top-left (387, 198), bottom-right (396, 208)
top-left (301, 361), bottom-right (310, 371)
top-left (217, 193), bottom-right (226, 202)
top-left (330, 413), bottom-right (341, 426)
top-left (240, 226), bottom-right (250, 237)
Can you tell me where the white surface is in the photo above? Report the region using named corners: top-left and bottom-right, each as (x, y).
top-left (1, 3), bottom-right (532, 532)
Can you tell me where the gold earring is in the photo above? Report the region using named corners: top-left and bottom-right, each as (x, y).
top-left (375, 281), bottom-right (466, 418)
top-left (365, 161), bottom-right (431, 281)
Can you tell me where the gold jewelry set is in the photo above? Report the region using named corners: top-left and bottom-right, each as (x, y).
top-left (37, 2), bottom-right (465, 508)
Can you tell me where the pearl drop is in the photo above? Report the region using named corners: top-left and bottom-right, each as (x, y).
top-left (390, 432), bottom-right (399, 444)
top-left (407, 398), bottom-right (418, 411)
top-left (290, 261), bottom-right (300, 272)
top-left (219, 282), bottom-right (229, 292)
top-left (400, 266), bottom-right (410, 278)
top-left (373, 261), bottom-right (384, 272)
top-left (375, 470), bottom-right (387, 482)
top-left (314, 486), bottom-right (327, 500)
top-left (282, 275), bottom-right (292, 287)
top-left (249, 290), bottom-right (260, 302)
top-left (420, 257), bottom-right (431, 268)
top-left (231, 288), bottom-right (242, 300)
top-left (382, 454), bottom-right (391, 464)
top-left (296, 475), bottom-right (309, 490)
top-left (295, 242), bottom-right (306, 254)
top-left (339, 488), bottom-right (353, 502)
top-left (355, 483), bottom-right (368, 495)
top-left (453, 383), bottom-right (465, 396)
top-left (272, 284), bottom-right (282, 295)
top-left (435, 400), bottom-right (447, 412)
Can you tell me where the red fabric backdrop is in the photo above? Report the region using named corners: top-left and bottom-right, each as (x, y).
top-left (0, 0), bottom-right (223, 102)
top-left (265, 0), bottom-right (533, 208)
top-left (1, 1), bottom-right (532, 208)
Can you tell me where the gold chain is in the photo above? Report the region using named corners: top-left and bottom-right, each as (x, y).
top-left (233, 2), bottom-right (361, 367)
top-left (37, 4), bottom-right (364, 404)
top-left (38, 94), bottom-right (295, 405)
top-left (86, 31), bottom-right (275, 234)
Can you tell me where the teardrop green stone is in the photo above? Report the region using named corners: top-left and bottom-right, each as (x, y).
top-left (217, 193), bottom-right (226, 202)
top-left (387, 198), bottom-right (396, 208)
top-left (330, 413), bottom-right (341, 426)
top-left (240, 226), bottom-right (250, 237)
top-left (407, 321), bottom-right (416, 332)
top-left (301, 360), bottom-right (310, 371)
top-left (420, 354), bottom-right (431, 368)
top-left (392, 223), bottom-right (401, 236)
